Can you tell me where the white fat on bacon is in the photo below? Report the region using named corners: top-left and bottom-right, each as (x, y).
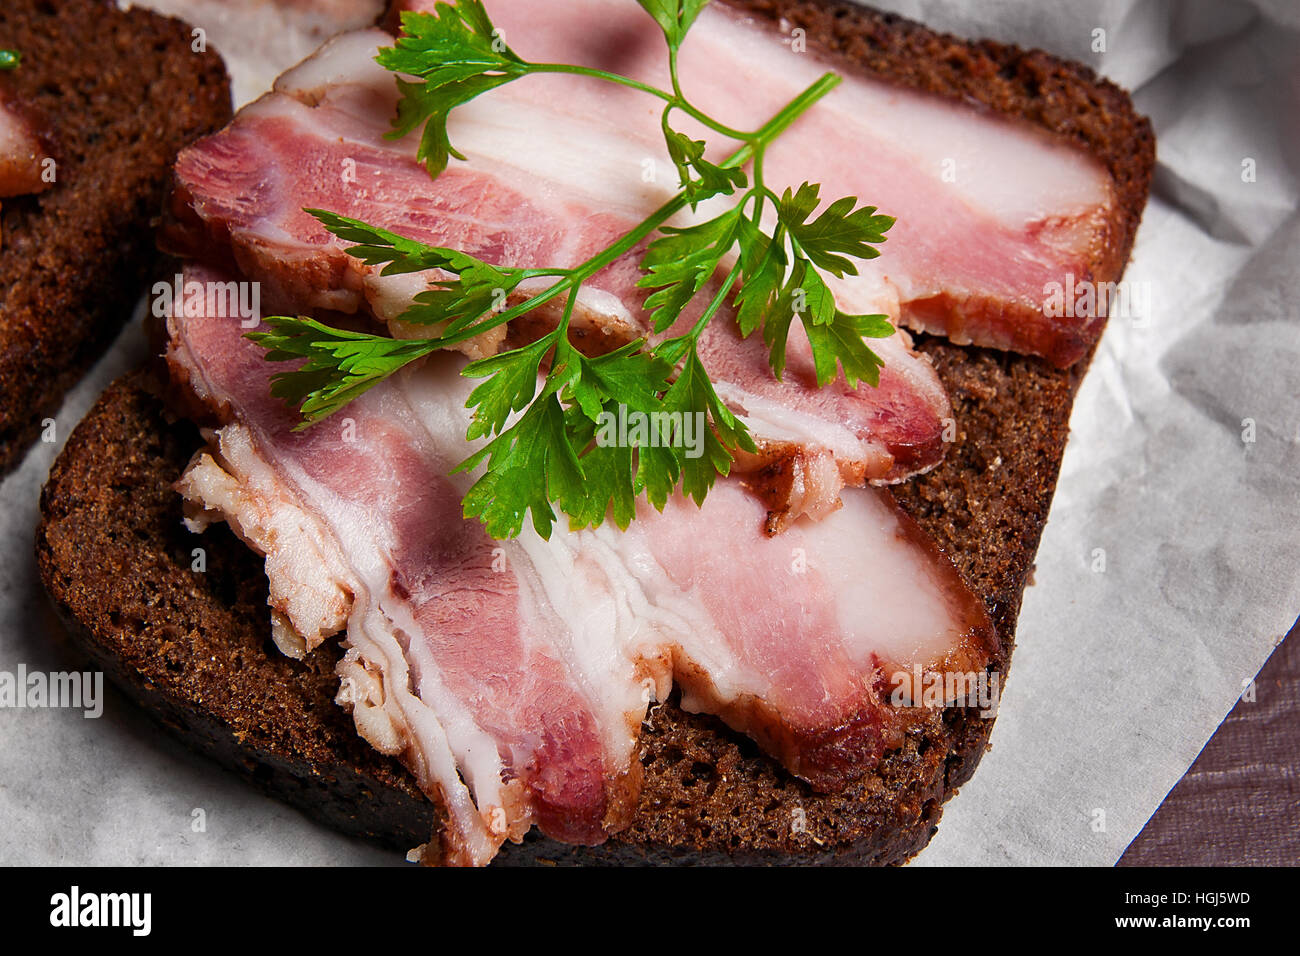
top-left (167, 264), bottom-right (995, 865)
top-left (177, 436), bottom-right (354, 659)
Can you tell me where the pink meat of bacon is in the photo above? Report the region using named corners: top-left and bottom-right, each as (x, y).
top-left (167, 263), bottom-right (996, 866)
top-left (162, 25), bottom-right (958, 523)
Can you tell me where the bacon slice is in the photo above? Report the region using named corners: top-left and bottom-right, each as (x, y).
top-left (167, 264), bottom-right (996, 864)
top-left (599, 478), bottom-right (995, 790)
top-left (457, 0), bottom-right (1120, 368)
top-left (162, 26), bottom-right (955, 524)
top-left (170, 266), bottom-right (648, 864)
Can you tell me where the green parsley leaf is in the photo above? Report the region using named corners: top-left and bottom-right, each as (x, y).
top-left (662, 120), bottom-right (747, 208)
top-left (310, 208), bottom-right (527, 339)
top-left (637, 206), bottom-right (742, 332)
top-left (732, 217), bottom-right (786, 338)
top-left (378, 4), bottom-right (530, 177)
top-left (247, 317), bottom-right (435, 427)
top-left (459, 336), bottom-right (551, 440)
top-left (636, 0), bottom-right (712, 49)
top-left (761, 259), bottom-right (803, 380)
top-left (307, 209), bottom-right (501, 276)
top-left (801, 309), bottom-right (894, 388)
top-left (778, 182), bottom-right (895, 277)
top-left (398, 265), bottom-right (524, 339)
top-left (563, 405), bottom-right (639, 531)
top-left (458, 391), bottom-right (583, 540)
top-left (456, 332), bottom-right (676, 537)
top-left (790, 257), bottom-right (838, 326)
top-left (564, 339), bottom-right (674, 422)
top-left (636, 340), bottom-right (751, 509)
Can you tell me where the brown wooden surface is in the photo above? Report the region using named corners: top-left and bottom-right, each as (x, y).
top-left (1120, 616), bottom-right (1300, 866)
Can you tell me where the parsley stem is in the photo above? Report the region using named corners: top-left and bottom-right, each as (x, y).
top-left (745, 72), bottom-right (840, 145)
top-left (684, 259), bottom-right (743, 340)
top-left (749, 149), bottom-right (769, 227)
top-left (528, 61), bottom-right (764, 143)
top-left (668, 46), bottom-right (685, 102)
top-left (554, 279), bottom-right (580, 341)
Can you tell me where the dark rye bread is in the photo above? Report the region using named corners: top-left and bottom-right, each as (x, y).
top-left (0, 0), bottom-right (230, 475)
top-left (35, 0), bottom-right (1152, 863)
top-left (37, 371), bottom-right (438, 849)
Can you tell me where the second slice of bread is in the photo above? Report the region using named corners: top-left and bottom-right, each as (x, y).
top-left (0, 0), bottom-right (231, 475)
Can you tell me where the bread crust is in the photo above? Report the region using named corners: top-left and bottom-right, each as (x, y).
top-left (0, 0), bottom-right (231, 474)
top-left (34, 0), bottom-right (1152, 863)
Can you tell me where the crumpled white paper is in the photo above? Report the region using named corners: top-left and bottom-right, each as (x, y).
top-left (1, 0), bottom-right (1295, 866)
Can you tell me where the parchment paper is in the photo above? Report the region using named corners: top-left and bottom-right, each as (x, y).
top-left (1, 0), bottom-right (1295, 866)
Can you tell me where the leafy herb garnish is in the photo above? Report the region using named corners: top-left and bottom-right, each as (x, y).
top-left (0, 49), bottom-right (20, 70)
top-left (251, 0), bottom-right (895, 540)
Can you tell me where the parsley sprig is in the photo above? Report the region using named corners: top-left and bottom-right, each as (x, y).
top-left (250, 0), bottom-right (896, 540)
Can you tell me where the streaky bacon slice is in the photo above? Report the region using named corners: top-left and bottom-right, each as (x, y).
top-left (170, 265), bottom-right (651, 864)
top-left (392, 0), bottom-right (1120, 369)
top-left (595, 479), bottom-right (996, 790)
top-left (162, 26), bottom-right (955, 525)
top-left (167, 264), bottom-right (996, 864)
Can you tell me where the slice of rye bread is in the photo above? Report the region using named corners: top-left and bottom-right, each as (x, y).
top-left (0, 0), bottom-right (230, 476)
top-left (35, 0), bottom-right (1153, 865)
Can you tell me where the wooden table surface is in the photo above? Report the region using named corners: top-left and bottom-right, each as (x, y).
top-left (1119, 616), bottom-right (1300, 866)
